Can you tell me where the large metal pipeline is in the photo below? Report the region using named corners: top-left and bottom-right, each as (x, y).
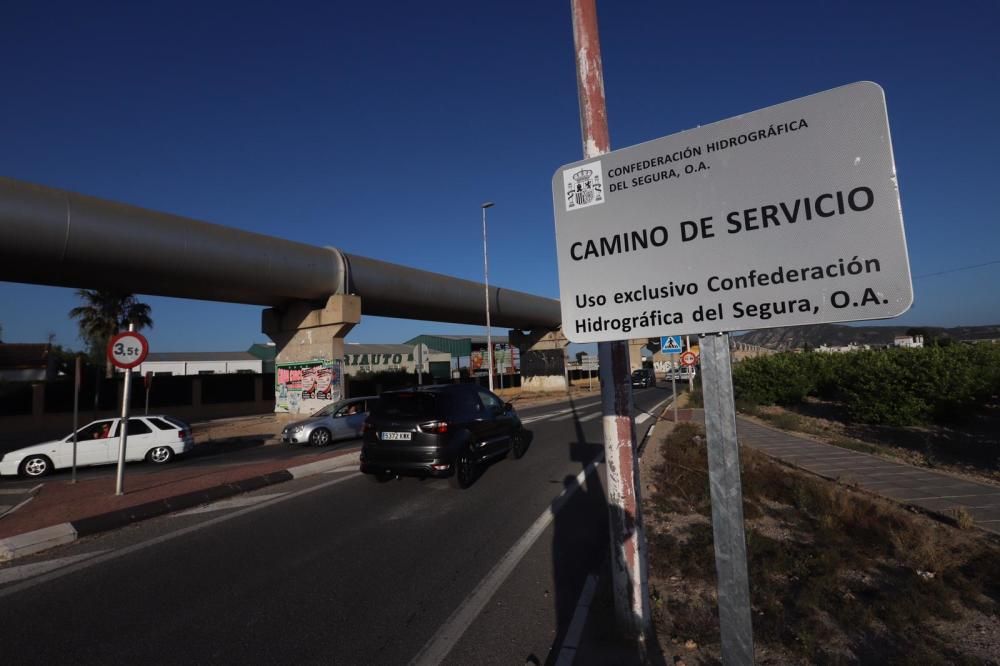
top-left (0, 177), bottom-right (561, 330)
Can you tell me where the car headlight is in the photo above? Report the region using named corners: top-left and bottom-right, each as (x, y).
top-left (292, 425), bottom-right (305, 434)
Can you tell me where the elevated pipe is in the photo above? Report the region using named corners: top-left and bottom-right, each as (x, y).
top-left (0, 177), bottom-right (561, 330)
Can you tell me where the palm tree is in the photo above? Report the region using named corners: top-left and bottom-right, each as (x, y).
top-left (70, 290), bottom-right (153, 378)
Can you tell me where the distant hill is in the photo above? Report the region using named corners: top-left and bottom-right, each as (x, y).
top-left (734, 324), bottom-right (1000, 351)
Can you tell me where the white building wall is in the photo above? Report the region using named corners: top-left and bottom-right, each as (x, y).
top-left (135, 361), bottom-right (187, 375)
top-left (184, 361), bottom-right (230, 375)
top-left (224, 360), bottom-right (262, 373)
top-left (132, 360), bottom-right (262, 376)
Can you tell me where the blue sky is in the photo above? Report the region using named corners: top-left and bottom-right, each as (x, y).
top-left (1, 1), bottom-right (998, 355)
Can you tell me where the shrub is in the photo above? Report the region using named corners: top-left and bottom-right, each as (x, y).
top-left (733, 343), bottom-right (1000, 427)
top-left (732, 352), bottom-right (817, 406)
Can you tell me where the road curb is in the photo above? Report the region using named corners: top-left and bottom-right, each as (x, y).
top-left (0, 523), bottom-right (78, 562)
top-left (0, 451), bottom-right (359, 563)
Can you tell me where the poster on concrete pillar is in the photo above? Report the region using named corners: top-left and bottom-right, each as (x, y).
top-left (275, 359), bottom-right (342, 414)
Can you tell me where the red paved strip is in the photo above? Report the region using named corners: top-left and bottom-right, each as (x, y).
top-left (0, 448), bottom-right (354, 539)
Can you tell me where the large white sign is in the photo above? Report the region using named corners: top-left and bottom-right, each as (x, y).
top-left (552, 82), bottom-right (912, 343)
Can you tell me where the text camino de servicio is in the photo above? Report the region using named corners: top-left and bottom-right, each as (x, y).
top-left (568, 186), bottom-right (874, 262)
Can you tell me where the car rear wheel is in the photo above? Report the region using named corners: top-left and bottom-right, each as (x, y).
top-left (511, 429), bottom-right (528, 459)
top-left (450, 448), bottom-right (476, 489)
top-left (20, 455), bottom-right (52, 478)
top-left (309, 428), bottom-right (332, 447)
top-left (146, 446), bottom-right (174, 464)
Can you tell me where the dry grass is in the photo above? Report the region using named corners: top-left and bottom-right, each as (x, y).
top-left (643, 423), bottom-right (1000, 665)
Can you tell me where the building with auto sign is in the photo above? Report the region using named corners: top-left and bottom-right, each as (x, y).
top-left (342, 343), bottom-right (452, 379)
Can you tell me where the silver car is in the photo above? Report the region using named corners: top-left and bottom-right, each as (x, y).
top-left (280, 396), bottom-right (379, 446)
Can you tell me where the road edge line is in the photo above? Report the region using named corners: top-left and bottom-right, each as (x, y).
top-left (409, 457), bottom-right (604, 666)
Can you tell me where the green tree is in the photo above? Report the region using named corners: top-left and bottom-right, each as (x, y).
top-left (69, 290), bottom-right (153, 378)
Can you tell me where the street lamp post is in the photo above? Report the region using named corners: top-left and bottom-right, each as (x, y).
top-left (481, 201), bottom-right (495, 392)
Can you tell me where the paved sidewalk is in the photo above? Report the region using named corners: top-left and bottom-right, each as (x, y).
top-left (736, 417), bottom-right (1000, 535)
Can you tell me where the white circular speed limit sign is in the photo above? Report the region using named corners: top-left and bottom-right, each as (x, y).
top-left (107, 331), bottom-right (149, 370)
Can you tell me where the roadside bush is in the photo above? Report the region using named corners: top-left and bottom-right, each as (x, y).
top-left (837, 345), bottom-right (1000, 426)
top-left (835, 349), bottom-right (930, 425)
top-left (732, 343), bottom-right (1000, 427)
top-left (732, 352), bottom-right (818, 406)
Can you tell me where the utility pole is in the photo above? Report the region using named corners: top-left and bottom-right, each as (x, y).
top-left (571, 0), bottom-right (651, 642)
top-left (481, 201), bottom-right (495, 392)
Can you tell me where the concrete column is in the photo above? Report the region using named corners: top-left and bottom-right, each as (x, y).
top-left (262, 294), bottom-right (361, 412)
top-left (262, 295), bottom-right (361, 363)
top-left (627, 339), bottom-right (648, 372)
top-left (509, 329), bottom-right (569, 392)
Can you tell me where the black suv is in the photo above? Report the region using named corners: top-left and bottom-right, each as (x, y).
top-left (631, 368), bottom-right (655, 388)
top-left (360, 384), bottom-right (529, 488)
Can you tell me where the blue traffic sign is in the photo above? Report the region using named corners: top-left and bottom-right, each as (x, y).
top-left (660, 335), bottom-right (682, 354)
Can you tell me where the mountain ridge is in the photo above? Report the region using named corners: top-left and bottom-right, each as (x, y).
top-left (734, 324), bottom-right (1000, 351)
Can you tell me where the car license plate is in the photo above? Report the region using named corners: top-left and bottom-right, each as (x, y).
top-left (381, 432), bottom-right (412, 441)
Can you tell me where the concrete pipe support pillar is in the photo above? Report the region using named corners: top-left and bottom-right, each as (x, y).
top-left (262, 294), bottom-right (361, 363)
top-left (509, 329), bottom-right (569, 393)
top-left (627, 339), bottom-right (650, 373)
top-left (262, 295), bottom-right (361, 412)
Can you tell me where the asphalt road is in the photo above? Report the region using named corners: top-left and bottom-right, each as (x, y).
top-left (0, 386), bottom-right (675, 665)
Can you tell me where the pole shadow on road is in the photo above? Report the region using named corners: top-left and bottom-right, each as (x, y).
top-left (539, 396), bottom-right (665, 665)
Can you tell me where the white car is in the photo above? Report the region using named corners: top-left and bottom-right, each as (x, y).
top-left (0, 415), bottom-right (195, 478)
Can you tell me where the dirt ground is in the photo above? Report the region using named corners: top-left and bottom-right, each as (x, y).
top-left (638, 393), bottom-right (1000, 665)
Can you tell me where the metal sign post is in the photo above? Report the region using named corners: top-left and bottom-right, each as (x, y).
top-left (414, 344), bottom-right (424, 386)
top-left (661, 335), bottom-right (682, 420)
top-left (671, 362), bottom-right (678, 421)
top-left (701, 333), bottom-right (755, 664)
top-left (108, 326), bottom-right (149, 496)
top-left (144, 371), bottom-right (153, 415)
top-left (116, 363), bottom-right (133, 496)
top-left (71, 355), bottom-right (81, 484)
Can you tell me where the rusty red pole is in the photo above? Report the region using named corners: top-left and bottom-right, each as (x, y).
top-left (571, 0), bottom-right (651, 641)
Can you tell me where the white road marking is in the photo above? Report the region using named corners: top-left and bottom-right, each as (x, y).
top-left (0, 494), bottom-right (35, 519)
top-left (171, 493), bottom-right (287, 517)
top-left (636, 413), bottom-right (651, 425)
top-left (555, 573), bottom-right (599, 666)
top-left (0, 473), bottom-right (361, 600)
top-left (0, 550), bottom-right (110, 585)
top-left (408, 458), bottom-right (603, 666)
top-left (579, 412), bottom-right (602, 422)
